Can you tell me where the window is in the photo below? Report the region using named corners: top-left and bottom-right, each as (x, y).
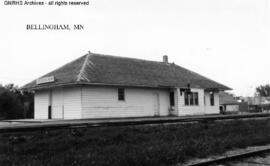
top-left (194, 93), bottom-right (199, 105)
top-left (190, 93), bottom-right (194, 105)
top-left (210, 92), bottom-right (215, 106)
top-left (118, 88), bottom-right (125, 101)
top-left (169, 91), bottom-right (175, 106)
top-left (184, 92), bottom-right (189, 105)
top-left (185, 92), bottom-right (199, 106)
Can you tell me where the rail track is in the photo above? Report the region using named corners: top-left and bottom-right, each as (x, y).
top-left (184, 145), bottom-right (270, 166)
top-left (0, 113), bottom-right (270, 133)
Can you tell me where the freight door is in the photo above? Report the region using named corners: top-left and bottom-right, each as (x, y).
top-left (51, 89), bottom-right (64, 119)
top-left (52, 106), bottom-right (63, 119)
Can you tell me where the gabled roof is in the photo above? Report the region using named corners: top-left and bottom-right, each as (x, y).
top-left (219, 91), bottom-right (238, 105)
top-left (23, 52), bottom-right (231, 90)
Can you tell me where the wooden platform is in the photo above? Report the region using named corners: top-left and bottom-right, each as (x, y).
top-left (0, 113), bottom-right (270, 133)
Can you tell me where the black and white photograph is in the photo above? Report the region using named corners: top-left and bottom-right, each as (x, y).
top-left (0, 0), bottom-right (270, 165)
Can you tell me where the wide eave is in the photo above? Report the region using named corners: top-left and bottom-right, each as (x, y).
top-left (23, 52), bottom-right (232, 91)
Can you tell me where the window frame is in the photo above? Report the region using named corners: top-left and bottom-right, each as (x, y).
top-left (194, 92), bottom-right (199, 105)
top-left (184, 92), bottom-right (199, 106)
top-left (184, 92), bottom-right (189, 105)
top-left (118, 88), bottom-right (125, 101)
top-left (169, 91), bottom-right (175, 106)
top-left (210, 92), bottom-right (215, 106)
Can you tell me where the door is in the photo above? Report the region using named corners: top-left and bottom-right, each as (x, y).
top-left (34, 91), bottom-right (50, 119)
top-left (51, 89), bottom-right (64, 119)
top-left (52, 106), bottom-right (63, 119)
top-left (153, 92), bottom-right (160, 116)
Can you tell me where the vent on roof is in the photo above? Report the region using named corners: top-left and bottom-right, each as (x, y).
top-left (163, 55), bottom-right (168, 63)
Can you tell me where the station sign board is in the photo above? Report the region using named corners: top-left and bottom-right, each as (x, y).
top-left (36, 76), bottom-right (55, 85)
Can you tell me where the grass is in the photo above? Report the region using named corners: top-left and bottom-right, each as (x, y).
top-left (0, 119), bottom-right (270, 166)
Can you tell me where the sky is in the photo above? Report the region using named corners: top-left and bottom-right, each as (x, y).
top-left (0, 0), bottom-right (269, 96)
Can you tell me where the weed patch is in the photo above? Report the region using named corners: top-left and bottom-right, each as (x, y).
top-left (0, 119), bottom-right (270, 166)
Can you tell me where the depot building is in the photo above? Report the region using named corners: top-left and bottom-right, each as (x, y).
top-left (23, 52), bottom-right (231, 119)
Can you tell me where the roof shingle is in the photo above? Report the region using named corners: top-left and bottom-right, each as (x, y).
top-left (23, 52), bottom-right (231, 90)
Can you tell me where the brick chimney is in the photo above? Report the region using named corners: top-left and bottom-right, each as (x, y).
top-left (163, 55), bottom-right (168, 63)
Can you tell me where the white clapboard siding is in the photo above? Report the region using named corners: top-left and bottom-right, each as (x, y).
top-left (34, 86), bottom-right (220, 119)
top-left (178, 88), bottom-right (206, 116)
top-left (204, 92), bottom-right (220, 114)
top-left (81, 87), bottom-right (170, 118)
top-left (34, 91), bottom-right (49, 119)
top-left (63, 87), bottom-right (82, 119)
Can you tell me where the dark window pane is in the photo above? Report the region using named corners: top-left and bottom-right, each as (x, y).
top-left (190, 93), bottom-right (194, 105)
top-left (184, 92), bottom-right (189, 105)
top-left (194, 92), bottom-right (199, 105)
top-left (210, 93), bottom-right (215, 106)
top-left (118, 88), bottom-right (125, 101)
top-left (170, 91), bottom-right (175, 106)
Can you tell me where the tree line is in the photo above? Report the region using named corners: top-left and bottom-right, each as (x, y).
top-left (0, 84), bottom-right (33, 120)
top-left (256, 84), bottom-right (270, 97)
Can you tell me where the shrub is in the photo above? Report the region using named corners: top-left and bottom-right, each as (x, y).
top-left (0, 84), bottom-right (34, 119)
